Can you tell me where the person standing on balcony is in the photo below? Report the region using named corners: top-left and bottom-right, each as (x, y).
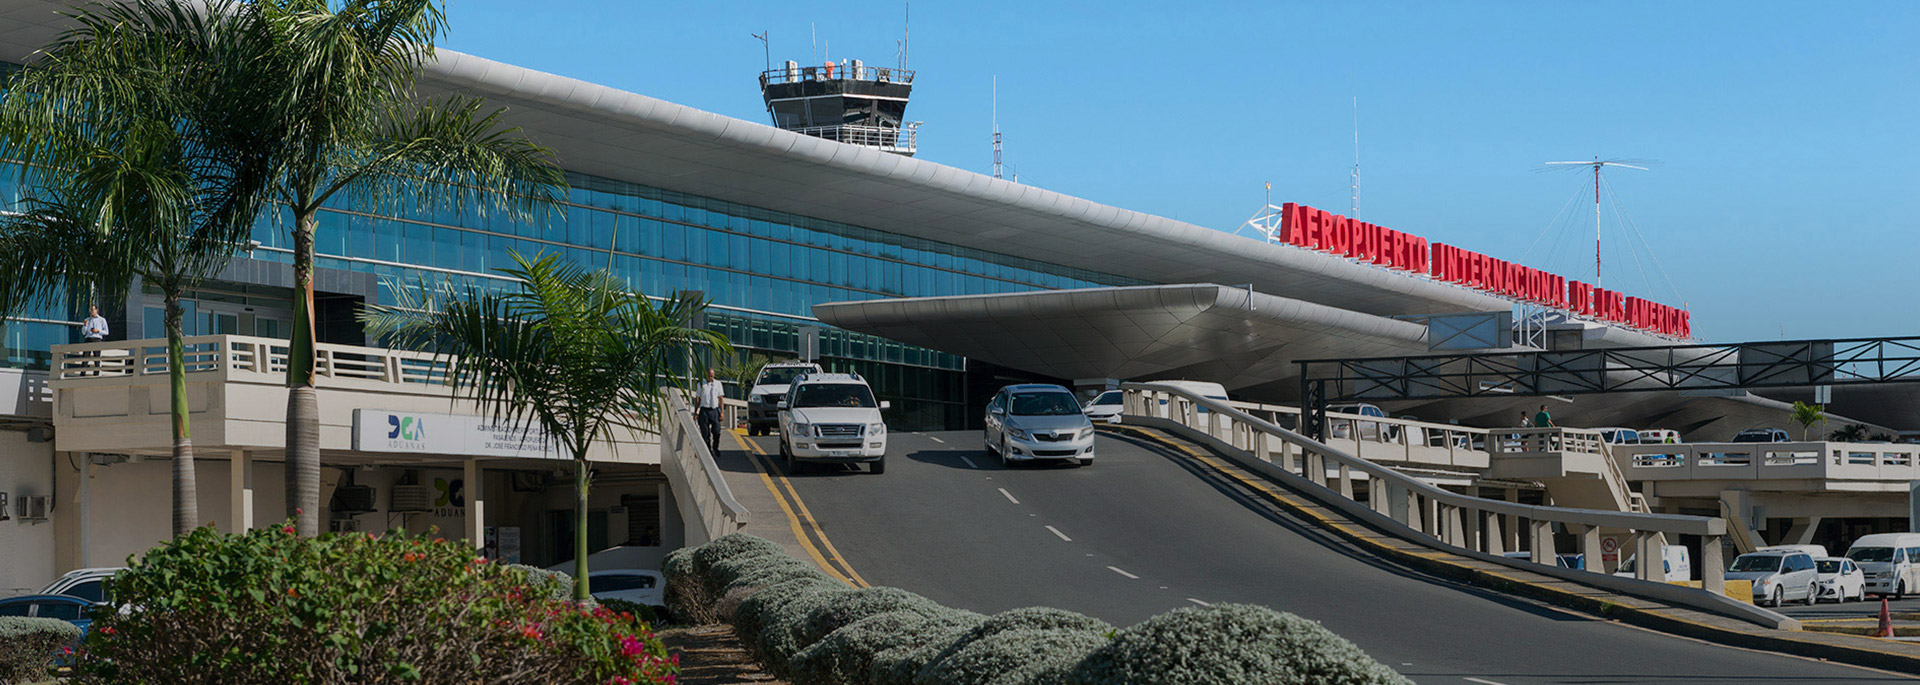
top-left (697, 368), bottom-right (726, 455)
top-left (81, 304), bottom-right (109, 375)
top-left (1533, 404), bottom-right (1555, 429)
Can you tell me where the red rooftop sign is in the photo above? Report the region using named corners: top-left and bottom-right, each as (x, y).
top-left (1278, 203), bottom-right (1690, 339)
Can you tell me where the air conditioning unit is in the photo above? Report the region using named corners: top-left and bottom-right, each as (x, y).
top-left (390, 484), bottom-right (433, 512)
top-left (18, 495), bottom-right (50, 522)
top-left (334, 485), bottom-right (377, 513)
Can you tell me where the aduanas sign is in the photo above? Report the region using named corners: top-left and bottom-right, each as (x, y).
top-left (352, 409), bottom-right (561, 459)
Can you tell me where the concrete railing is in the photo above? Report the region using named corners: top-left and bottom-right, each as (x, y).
top-left (1614, 441), bottom-right (1920, 484)
top-left (1123, 383), bottom-right (1731, 595)
top-left (1219, 400), bottom-right (1495, 470)
top-left (661, 392), bottom-right (750, 546)
top-left (51, 335), bottom-right (456, 390)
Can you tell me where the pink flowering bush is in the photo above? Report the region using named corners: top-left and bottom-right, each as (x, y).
top-left (73, 524), bottom-right (677, 684)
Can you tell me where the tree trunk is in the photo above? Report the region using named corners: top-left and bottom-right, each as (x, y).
top-left (573, 456), bottom-right (591, 602)
top-left (286, 209), bottom-right (320, 536)
top-left (166, 291), bottom-right (197, 539)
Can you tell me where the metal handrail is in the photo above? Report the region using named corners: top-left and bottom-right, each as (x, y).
top-left (759, 64), bottom-right (916, 87)
top-left (1122, 382), bottom-right (1729, 595)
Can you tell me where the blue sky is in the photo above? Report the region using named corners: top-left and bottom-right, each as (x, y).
top-left (441, 1), bottom-right (1919, 343)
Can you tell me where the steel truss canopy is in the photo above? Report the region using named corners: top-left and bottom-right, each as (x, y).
top-left (1297, 336), bottom-right (1920, 439)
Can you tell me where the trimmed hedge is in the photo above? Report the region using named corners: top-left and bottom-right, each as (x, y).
top-left (505, 563), bottom-right (575, 601)
top-left (1067, 603), bottom-right (1410, 684)
top-left (671, 534), bottom-right (1407, 685)
top-left (0, 616), bottom-right (84, 684)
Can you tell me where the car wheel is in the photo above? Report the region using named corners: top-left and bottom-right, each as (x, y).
top-left (985, 432), bottom-right (997, 455)
top-left (870, 458), bottom-right (885, 475)
top-left (1898, 581), bottom-right (1907, 601)
top-left (1804, 585), bottom-right (1817, 605)
top-left (1768, 586), bottom-right (1782, 607)
top-left (1000, 436), bottom-right (1012, 467)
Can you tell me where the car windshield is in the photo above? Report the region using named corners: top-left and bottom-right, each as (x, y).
top-left (1849, 547), bottom-right (1895, 563)
top-left (756, 367), bottom-right (811, 387)
top-left (1817, 560), bottom-right (1843, 574)
top-left (1729, 555), bottom-right (1784, 573)
top-left (792, 384), bottom-right (877, 408)
top-left (1090, 392), bottom-right (1122, 406)
top-left (1011, 392), bottom-right (1082, 416)
top-left (1731, 431), bottom-right (1774, 443)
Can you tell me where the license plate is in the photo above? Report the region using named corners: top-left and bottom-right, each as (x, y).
top-left (827, 450), bottom-right (853, 458)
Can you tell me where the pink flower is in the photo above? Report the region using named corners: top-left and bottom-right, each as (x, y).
top-left (281, 525), bottom-right (296, 534)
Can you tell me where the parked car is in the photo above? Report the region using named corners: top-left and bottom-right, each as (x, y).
top-left (1814, 557), bottom-right (1867, 603)
top-left (587, 569), bottom-right (665, 612)
top-left (38, 567), bottom-right (122, 604)
top-left (1638, 429), bottom-right (1681, 445)
top-left (1082, 390), bottom-right (1124, 424)
top-left (1329, 403), bottom-right (1397, 441)
top-left (776, 373), bottom-right (889, 474)
top-left (1596, 427), bottom-right (1640, 445)
top-left (1149, 380), bottom-right (1230, 411)
top-left (0, 594), bottom-right (96, 669)
top-left (1614, 545), bottom-right (1693, 582)
top-left (1846, 533), bottom-right (1920, 598)
top-left (1731, 428), bottom-right (1791, 443)
top-left (1727, 551), bottom-right (1819, 607)
top-left (746, 361), bottom-right (823, 436)
top-left (986, 384), bottom-right (1096, 467)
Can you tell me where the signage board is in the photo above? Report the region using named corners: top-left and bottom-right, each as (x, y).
top-left (352, 409), bottom-right (562, 459)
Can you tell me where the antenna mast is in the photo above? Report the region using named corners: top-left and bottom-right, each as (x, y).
top-left (1544, 157), bottom-right (1648, 287)
top-left (903, 1), bottom-right (910, 69)
top-left (1350, 96), bottom-right (1360, 219)
top-left (992, 75), bottom-right (1003, 179)
top-left (752, 31), bottom-right (769, 73)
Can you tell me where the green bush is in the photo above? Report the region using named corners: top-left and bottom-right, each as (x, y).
top-left (730, 576), bottom-right (848, 650)
top-left (908, 608), bottom-right (1111, 685)
top-left (915, 627), bottom-right (1109, 685)
top-left (600, 598), bottom-right (663, 627)
top-left (506, 563), bottom-right (576, 601)
top-left (717, 554), bottom-right (833, 596)
top-left (73, 525), bottom-right (677, 685)
top-left (867, 611), bottom-right (990, 685)
top-left (691, 533), bottom-right (786, 580)
top-left (0, 616), bottom-right (84, 684)
top-left (1067, 604), bottom-right (1408, 685)
top-left (789, 610), bottom-right (964, 685)
top-left (663, 548), bottom-right (710, 624)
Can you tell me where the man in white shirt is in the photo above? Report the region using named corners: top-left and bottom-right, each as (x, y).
top-left (81, 305), bottom-right (109, 375)
top-left (696, 368), bottom-right (726, 454)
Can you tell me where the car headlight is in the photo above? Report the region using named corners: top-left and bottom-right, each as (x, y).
top-left (1008, 427), bottom-right (1031, 441)
top-left (867, 423), bottom-right (886, 435)
top-left (791, 422), bottom-right (812, 437)
top-left (1078, 427), bottom-right (1095, 440)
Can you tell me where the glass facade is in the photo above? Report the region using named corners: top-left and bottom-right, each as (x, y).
top-left (237, 171), bottom-right (1143, 429)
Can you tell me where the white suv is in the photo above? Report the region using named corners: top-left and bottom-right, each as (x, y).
top-left (747, 361), bottom-right (823, 436)
top-left (777, 373), bottom-right (889, 474)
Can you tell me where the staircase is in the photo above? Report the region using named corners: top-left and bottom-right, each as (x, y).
top-left (1486, 428), bottom-right (1646, 513)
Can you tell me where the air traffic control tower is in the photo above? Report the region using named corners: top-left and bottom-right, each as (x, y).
top-left (760, 59), bottom-right (918, 156)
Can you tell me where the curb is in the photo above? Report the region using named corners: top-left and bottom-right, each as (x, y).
top-left (1106, 424), bottom-right (1920, 675)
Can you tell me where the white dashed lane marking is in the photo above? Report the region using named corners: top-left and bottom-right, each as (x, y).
top-left (959, 456), bottom-right (977, 469)
top-left (1046, 525), bottom-right (1072, 542)
top-left (998, 488), bottom-right (1020, 505)
top-left (1186, 598), bottom-right (1211, 606)
top-left (1108, 566), bottom-right (1139, 579)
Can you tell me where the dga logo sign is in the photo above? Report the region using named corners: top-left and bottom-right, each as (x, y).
top-left (433, 477), bottom-right (465, 517)
top-left (388, 414), bottom-right (426, 442)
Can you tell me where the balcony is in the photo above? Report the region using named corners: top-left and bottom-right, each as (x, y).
top-left (46, 335), bottom-right (657, 463)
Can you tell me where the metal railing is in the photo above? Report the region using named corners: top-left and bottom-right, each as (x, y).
top-left (1614, 441), bottom-right (1920, 483)
top-left (783, 122), bottom-right (920, 153)
top-left (760, 64), bottom-right (915, 87)
top-left (1123, 382), bottom-right (1730, 595)
top-left (662, 392), bottom-right (751, 545)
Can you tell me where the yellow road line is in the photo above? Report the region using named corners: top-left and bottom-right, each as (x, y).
top-left (730, 430), bottom-right (870, 588)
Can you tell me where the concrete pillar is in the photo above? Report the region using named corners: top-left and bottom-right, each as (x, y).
top-left (1462, 508), bottom-right (1482, 552)
top-left (1634, 531), bottom-right (1662, 582)
top-left (1578, 525), bottom-right (1601, 572)
top-left (1337, 464), bottom-right (1353, 500)
top-left (1424, 496), bottom-right (1441, 539)
top-left (1702, 535), bottom-right (1726, 595)
top-left (229, 450), bottom-right (253, 533)
top-left (1445, 506), bottom-right (1466, 547)
top-left (1783, 516), bottom-right (1824, 545)
top-left (1370, 478), bottom-right (1390, 516)
top-left (463, 460), bottom-right (485, 551)
top-left (1530, 520), bottom-right (1556, 565)
top-left (1503, 488), bottom-right (1522, 552)
top-left (1485, 514), bottom-right (1506, 555)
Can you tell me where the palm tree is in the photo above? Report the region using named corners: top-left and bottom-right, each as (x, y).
top-left (1790, 401), bottom-right (1825, 442)
top-left (362, 253), bottom-right (729, 600)
top-left (244, 0), bottom-right (566, 535)
top-left (0, 1), bottom-right (277, 538)
top-left (1830, 423), bottom-right (1869, 443)
top-left (718, 350), bottom-right (779, 393)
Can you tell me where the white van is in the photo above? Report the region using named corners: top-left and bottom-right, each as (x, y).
top-left (1614, 545), bottom-right (1693, 583)
top-left (1760, 544), bottom-right (1830, 560)
top-left (1845, 533), bottom-right (1920, 598)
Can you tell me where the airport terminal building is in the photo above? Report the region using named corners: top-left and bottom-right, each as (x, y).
top-left (0, 0), bottom-right (1911, 594)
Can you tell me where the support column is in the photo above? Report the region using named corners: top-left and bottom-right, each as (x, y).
top-left (1337, 464), bottom-right (1353, 500)
top-left (1530, 520), bottom-right (1556, 565)
top-left (229, 450), bottom-right (253, 533)
top-left (1462, 507), bottom-right (1482, 552)
top-left (1578, 524), bottom-right (1601, 572)
top-left (1635, 531), bottom-right (1664, 582)
top-left (1503, 487), bottom-right (1522, 552)
top-left (1702, 534), bottom-right (1726, 595)
top-left (1485, 513), bottom-right (1506, 555)
top-left (464, 460), bottom-right (485, 551)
